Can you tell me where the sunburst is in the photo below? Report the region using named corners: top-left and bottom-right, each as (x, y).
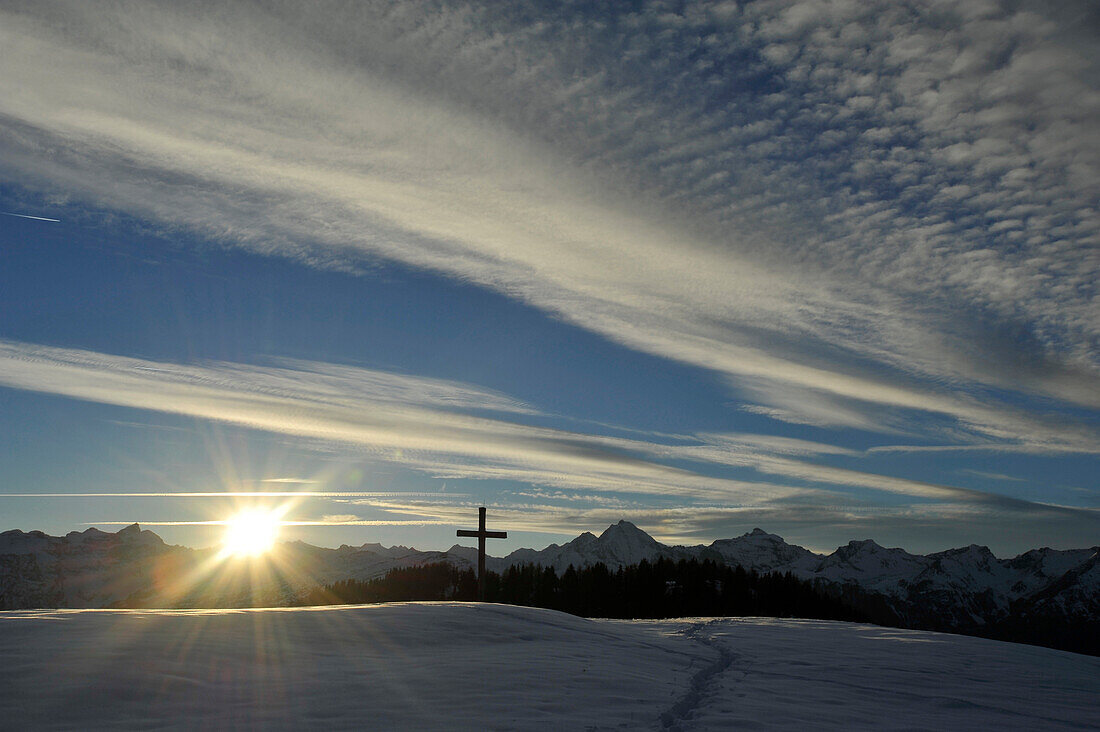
top-left (222, 509), bottom-right (282, 557)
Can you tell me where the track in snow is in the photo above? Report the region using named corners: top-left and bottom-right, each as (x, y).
top-left (659, 620), bottom-right (740, 731)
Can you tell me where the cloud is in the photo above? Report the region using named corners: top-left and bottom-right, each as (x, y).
top-left (2, 337), bottom-right (1095, 555)
top-left (319, 514), bottom-right (362, 524)
top-left (608, 432), bottom-right (1079, 504)
top-left (1, 338), bottom-right (1090, 523)
top-left (0, 0), bottom-right (1096, 447)
top-left (350, 496), bottom-right (1100, 555)
top-left (696, 433), bottom-right (860, 458)
top-left (957, 470), bottom-right (1025, 483)
top-left (0, 339), bottom-right (816, 504)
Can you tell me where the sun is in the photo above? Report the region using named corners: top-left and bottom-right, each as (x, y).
top-left (222, 509), bottom-right (281, 557)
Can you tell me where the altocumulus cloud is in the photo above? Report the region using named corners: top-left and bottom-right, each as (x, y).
top-left (0, 0), bottom-right (1097, 447)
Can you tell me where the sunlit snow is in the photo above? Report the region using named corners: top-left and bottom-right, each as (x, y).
top-left (2, 603), bottom-right (1096, 730)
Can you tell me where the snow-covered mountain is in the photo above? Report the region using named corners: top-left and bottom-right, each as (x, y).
top-left (813, 539), bottom-right (931, 591)
top-left (483, 524), bottom-right (1098, 635)
top-left (0, 524), bottom-right (178, 608)
top-left (491, 520), bottom-right (690, 573)
top-left (700, 527), bottom-right (821, 575)
top-left (2, 521), bottom-right (1097, 648)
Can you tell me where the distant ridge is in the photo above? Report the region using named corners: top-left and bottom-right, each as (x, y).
top-left (1, 521), bottom-right (1097, 654)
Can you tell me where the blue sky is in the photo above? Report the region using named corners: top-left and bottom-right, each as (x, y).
top-left (0, 0), bottom-right (1097, 555)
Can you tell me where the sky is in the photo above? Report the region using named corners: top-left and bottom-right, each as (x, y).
top-left (0, 0), bottom-right (1097, 556)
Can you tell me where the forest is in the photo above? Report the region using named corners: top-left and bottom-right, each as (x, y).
top-left (297, 558), bottom-right (866, 622)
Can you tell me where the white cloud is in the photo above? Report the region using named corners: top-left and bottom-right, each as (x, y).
top-left (0, 1), bottom-right (1096, 449)
top-left (0, 339), bottom-right (1088, 517)
top-left (0, 339), bottom-right (817, 504)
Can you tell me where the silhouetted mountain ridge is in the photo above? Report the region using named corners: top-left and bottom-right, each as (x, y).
top-left (1, 521), bottom-right (1096, 654)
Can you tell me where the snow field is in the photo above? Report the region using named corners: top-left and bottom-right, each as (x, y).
top-left (0, 603), bottom-right (704, 730)
top-left (1, 603), bottom-right (1097, 730)
top-left (647, 617), bottom-right (1100, 730)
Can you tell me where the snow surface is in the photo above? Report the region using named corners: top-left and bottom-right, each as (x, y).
top-left (2, 603), bottom-right (1096, 730)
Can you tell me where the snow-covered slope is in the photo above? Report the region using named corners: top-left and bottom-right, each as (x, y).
top-left (1018, 550), bottom-right (1100, 618)
top-left (2, 522), bottom-right (1097, 643)
top-left (1, 604), bottom-right (1096, 730)
top-left (1004, 546), bottom-right (1099, 596)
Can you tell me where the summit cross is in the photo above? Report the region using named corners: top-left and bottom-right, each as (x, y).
top-left (456, 506), bottom-right (507, 602)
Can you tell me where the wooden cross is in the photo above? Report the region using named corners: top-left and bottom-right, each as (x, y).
top-left (456, 506), bottom-right (507, 602)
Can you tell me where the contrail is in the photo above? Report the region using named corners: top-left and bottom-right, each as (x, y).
top-left (1, 211), bottom-right (61, 223)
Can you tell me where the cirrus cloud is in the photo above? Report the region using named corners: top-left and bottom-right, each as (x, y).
top-left (0, 0), bottom-right (1096, 445)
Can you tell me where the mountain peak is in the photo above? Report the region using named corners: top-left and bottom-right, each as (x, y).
top-left (827, 539), bottom-right (890, 564)
top-left (707, 528), bottom-right (819, 574)
top-left (742, 528), bottom-right (787, 542)
top-left (67, 527), bottom-right (110, 542)
top-left (598, 521), bottom-right (655, 543)
top-left (116, 523), bottom-right (164, 546)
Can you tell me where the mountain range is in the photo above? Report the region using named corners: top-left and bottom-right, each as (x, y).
top-left (2, 521), bottom-right (1097, 652)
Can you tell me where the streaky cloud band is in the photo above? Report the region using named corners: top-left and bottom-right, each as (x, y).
top-left (0, 337), bottom-right (1089, 521)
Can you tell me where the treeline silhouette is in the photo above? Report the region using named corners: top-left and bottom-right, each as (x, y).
top-left (298, 557), bottom-right (865, 622)
top-left (297, 559), bottom-right (1100, 655)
